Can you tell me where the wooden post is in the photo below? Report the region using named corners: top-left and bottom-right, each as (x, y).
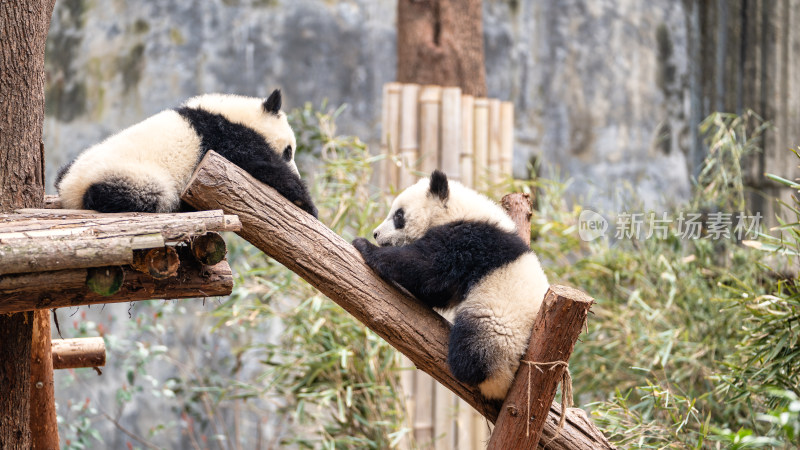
top-left (30, 310), bottom-right (58, 449)
top-left (488, 286), bottom-right (594, 449)
top-left (182, 152), bottom-right (614, 449)
top-left (399, 83), bottom-right (421, 189)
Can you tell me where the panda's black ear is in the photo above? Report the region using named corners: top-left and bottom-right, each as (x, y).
top-left (263, 89), bottom-right (282, 115)
top-left (429, 170), bottom-right (449, 202)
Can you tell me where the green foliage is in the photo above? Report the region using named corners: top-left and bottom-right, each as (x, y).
top-left (528, 112), bottom-right (799, 448)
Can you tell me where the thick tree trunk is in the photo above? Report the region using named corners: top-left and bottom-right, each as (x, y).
top-left (0, 1), bottom-right (56, 448)
top-left (397, 0), bottom-right (487, 97)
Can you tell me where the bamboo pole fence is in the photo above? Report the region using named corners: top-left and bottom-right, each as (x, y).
top-left (380, 83), bottom-right (514, 192)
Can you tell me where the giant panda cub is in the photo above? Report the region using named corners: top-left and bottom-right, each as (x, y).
top-left (353, 170), bottom-right (550, 400)
top-left (56, 89), bottom-right (317, 217)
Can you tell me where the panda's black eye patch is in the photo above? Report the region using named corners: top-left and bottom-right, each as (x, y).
top-left (282, 145), bottom-right (293, 161)
top-left (393, 208), bottom-right (405, 229)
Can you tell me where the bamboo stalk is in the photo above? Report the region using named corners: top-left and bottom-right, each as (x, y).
top-left (419, 85), bottom-right (442, 175)
top-left (382, 82), bottom-right (402, 192)
top-left (440, 87), bottom-right (462, 182)
top-left (398, 355), bottom-right (416, 450)
top-left (488, 98), bottom-right (502, 185)
top-left (51, 337), bottom-right (105, 370)
top-left (500, 101), bottom-right (515, 179)
top-left (414, 371), bottom-right (435, 446)
top-left (473, 98), bottom-right (489, 190)
top-left (456, 399), bottom-right (474, 450)
top-left (434, 377), bottom-right (456, 450)
top-left (399, 83), bottom-right (421, 189)
top-left (460, 95), bottom-right (475, 188)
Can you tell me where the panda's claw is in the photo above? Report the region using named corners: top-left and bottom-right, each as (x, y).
top-left (352, 237), bottom-right (376, 256)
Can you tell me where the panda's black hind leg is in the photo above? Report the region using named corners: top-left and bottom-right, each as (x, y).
top-left (447, 312), bottom-right (494, 386)
top-left (83, 176), bottom-right (164, 213)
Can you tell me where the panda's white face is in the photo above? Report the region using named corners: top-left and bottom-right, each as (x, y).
top-left (184, 92), bottom-right (299, 176)
top-left (373, 171), bottom-right (517, 247)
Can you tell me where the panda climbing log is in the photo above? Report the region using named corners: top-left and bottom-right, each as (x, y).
top-left (353, 170), bottom-right (550, 400)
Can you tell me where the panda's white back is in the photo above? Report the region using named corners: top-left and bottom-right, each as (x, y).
top-left (57, 110), bottom-right (199, 211)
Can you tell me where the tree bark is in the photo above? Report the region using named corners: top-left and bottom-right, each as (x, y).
top-left (181, 152), bottom-right (613, 449)
top-left (397, 0), bottom-right (487, 97)
top-left (0, 1), bottom-right (56, 448)
top-left (51, 338), bottom-right (106, 370)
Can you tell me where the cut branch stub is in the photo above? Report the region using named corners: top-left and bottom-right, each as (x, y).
top-left (131, 246), bottom-right (180, 279)
top-left (86, 266), bottom-right (124, 296)
top-left (488, 285), bottom-right (597, 449)
top-left (190, 232), bottom-right (227, 265)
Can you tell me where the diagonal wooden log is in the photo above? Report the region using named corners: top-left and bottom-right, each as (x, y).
top-left (181, 151), bottom-right (613, 449)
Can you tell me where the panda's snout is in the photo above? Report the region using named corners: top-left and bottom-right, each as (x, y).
top-left (373, 230), bottom-right (379, 240)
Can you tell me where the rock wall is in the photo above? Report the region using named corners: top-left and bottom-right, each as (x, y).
top-left (44, 0), bottom-right (698, 208)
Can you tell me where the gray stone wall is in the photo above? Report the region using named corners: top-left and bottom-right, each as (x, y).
top-left (44, 0), bottom-right (696, 208)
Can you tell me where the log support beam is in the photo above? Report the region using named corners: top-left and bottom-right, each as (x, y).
top-left (51, 337), bottom-right (106, 370)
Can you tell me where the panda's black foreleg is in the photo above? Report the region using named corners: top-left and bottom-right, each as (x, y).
top-left (236, 159), bottom-right (318, 218)
top-left (352, 238), bottom-right (452, 309)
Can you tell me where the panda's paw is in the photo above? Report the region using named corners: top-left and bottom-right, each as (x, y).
top-left (294, 199), bottom-right (319, 218)
top-left (352, 237), bottom-right (376, 257)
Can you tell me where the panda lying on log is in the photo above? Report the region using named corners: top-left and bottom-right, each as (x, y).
top-left (56, 89), bottom-right (317, 218)
top-left (354, 170), bottom-right (550, 400)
